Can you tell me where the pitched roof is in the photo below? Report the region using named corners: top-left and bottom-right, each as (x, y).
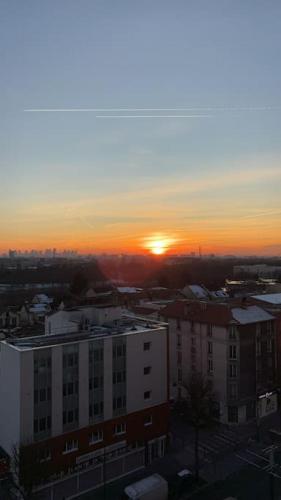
top-left (161, 300), bottom-right (274, 326)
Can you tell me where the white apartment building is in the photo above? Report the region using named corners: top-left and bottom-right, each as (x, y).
top-left (161, 300), bottom-right (277, 425)
top-left (0, 312), bottom-right (169, 499)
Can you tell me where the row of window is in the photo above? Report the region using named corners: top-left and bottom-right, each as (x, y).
top-left (207, 360), bottom-right (238, 377)
top-left (176, 322), bottom-right (238, 339)
top-left (176, 320), bottom-right (213, 336)
top-left (35, 372), bottom-right (152, 408)
top-left (39, 417), bottom-right (154, 460)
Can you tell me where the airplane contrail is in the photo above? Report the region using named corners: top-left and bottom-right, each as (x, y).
top-left (23, 105), bottom-right (281, 112)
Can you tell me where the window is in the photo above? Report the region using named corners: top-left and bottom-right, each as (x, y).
top-left (176, 318), bottom-right (181, 330)
top-left (114, 423), bottom-right (126, 435)
top-left (229, 325), bottom-right (236, 339)
top-left (144, 415), bottom-right (152, 426)
top-left (207, 324), bottom-right (213, 337)
top-left (144, 366), bottom-right (151, 375)
top-left (229, 363), bottom-right (237, 378)
top-left (89, 430), bottom-right (103, 444)
top-left (191, 337), bottom-right (196, 346)
top-left (39, 418), bottom-right (46, 433)
top-left (256, 340), bottom-right (261, 356)
top-left (93, 348), bottom-right (103, 362)
top-left (113, 344), bottom-right (126, 358)
top-left (178, 368), bottom-right (182, 383)
top-left (190, 321), bottom-right (194, 332)
top-left (144, 390), bottom-right (151, 400)
top-left (208, 341), bottom-right (213, 354)
top-left (177, 334), bottom-right (182, 347)
top-left (63, 439), bottom-right (78, 454)
top-left (228, 406), bottom-right (238, 423)
top-left (229, 383), bottom-right (238, 400)
top-left (208, 358), bottom-right (213, 374)
top-left (267, 339), bottom-right (273, 353)
top-left (89, 402), bottom-right (104, 418)
top-left (177, 351), bottom-right (182, 364)
top-left (34, 419), bottom-right (38, 433)
top-left (113, 371), bottom-right (126, 384)
top-left (34, 390), bottom-right (38, 404)
top-left (229, 345), bottom-right (237, 360)
top-left (39, 388), bottom-right (46, 402)
top-left (144, 342), bottom-right (151, 351)
top-left (113, 396), bottom-right (126, 410)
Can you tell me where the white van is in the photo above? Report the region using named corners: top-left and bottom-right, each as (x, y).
top-left (124, 473), bottom-right (168, 500)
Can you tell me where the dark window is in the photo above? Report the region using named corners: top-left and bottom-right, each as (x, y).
top-left (47, 416), bottom-right (51, 429)
top-left (144, 342), bottom-right (151, 351)
top-left (228, 406), bottom-right (238, 423)
top-left (34, 390), bottom-right (38, 404)
top-left (34, 419), bottom-right (38, 433)
top-left (144, 366), bottom-right (151, 375)
top-left (39, 388), bottom-right (46, 402)
top-left (39, 418), bottom-right (46, 432)
top-left (207, 324), bottom-right (213, 337)
top-left (144, 391), bottom-right (151, 400)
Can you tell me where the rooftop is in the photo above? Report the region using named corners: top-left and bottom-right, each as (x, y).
top-left (252, 293), bottom-right (281, 306)
top-left (161, 300), bottom-right (274, 326)
top-left (4, 315), bottom-right (167, 351)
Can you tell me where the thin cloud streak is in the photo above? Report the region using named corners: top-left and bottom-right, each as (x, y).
top-left (96, 115), bottom-right (211, 118)
top-left (24, 106), bottom-right (281, 112)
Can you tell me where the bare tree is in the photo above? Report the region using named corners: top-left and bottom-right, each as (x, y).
top-left (12, 444), bottom-right (49, 499)
top-left (182, 372), bottom-right (215, 481)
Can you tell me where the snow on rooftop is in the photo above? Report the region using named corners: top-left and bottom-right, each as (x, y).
top-left (189, 285), bottom-right (209, 298)
top-left (252, 293), bottom-right (281, 305)
top-left (232, 305), bottom-right (274, 324)
top-left (116, 287), bottom-right (143, 294)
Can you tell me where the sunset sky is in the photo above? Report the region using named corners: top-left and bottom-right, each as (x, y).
top-left (1, 1), bottom-right (281, 255)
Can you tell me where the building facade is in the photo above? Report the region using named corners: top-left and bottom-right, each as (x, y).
top-left (161, 300), bottom-right (277, 425)
top-left (0, 314), bottom-right (169, 499)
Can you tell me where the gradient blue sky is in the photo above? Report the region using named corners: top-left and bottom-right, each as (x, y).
top-left (1, 0), bottom-right (281, 254)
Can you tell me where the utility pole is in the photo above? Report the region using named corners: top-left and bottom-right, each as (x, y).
top-left (269, 447), bottom-right (275, 500)
top-left (256, 396), bottom-right (260, 442)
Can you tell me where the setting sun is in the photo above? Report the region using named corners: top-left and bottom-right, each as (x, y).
top-left (142, 235), bottom-right (177, 255)
top-left (150, 240), bottom-right (167, 255)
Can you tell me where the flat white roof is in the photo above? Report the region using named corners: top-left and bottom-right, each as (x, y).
top-left (252, 293), bottom-right (281, 305)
